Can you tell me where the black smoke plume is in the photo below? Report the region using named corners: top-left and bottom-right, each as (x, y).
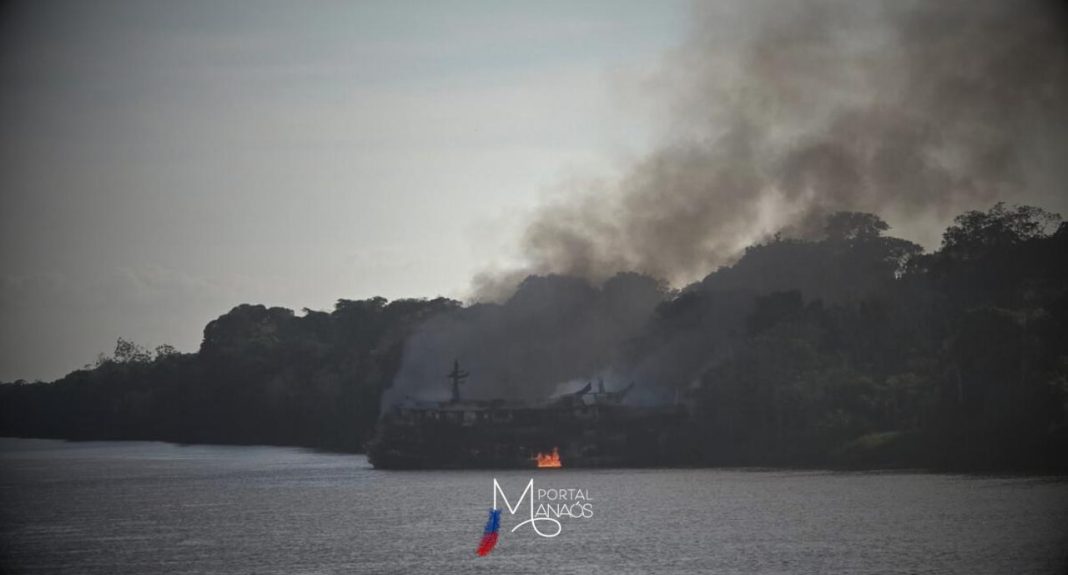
top-left (476, 0), bottom-right (1066, 293)
top-left (390, 0), bottom-right (1067, 403)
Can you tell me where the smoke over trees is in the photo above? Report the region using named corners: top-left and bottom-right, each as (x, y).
top-left (474, 0), bottom-right (1066, 297)
top-left (386, 272), bottom-right (667, 403)
top-left (1, 1), bottom-right (1066, 471)
top-left (385, 0), bottom-right (1067, 420)
top-left (2, 205), bottom-right (1066, 469)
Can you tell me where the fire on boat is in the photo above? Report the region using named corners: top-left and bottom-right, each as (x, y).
top-left (534, 447), bottom-right (562, 468)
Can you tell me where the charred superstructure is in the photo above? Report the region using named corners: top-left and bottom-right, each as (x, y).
top-left (367, 362), bottom-right (686, 469)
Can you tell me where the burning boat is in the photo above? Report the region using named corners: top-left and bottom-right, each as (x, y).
top-left (367, 361), bottom-right (686, 469)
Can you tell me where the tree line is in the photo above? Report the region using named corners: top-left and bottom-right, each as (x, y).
top-left (1, 203), bottom-right (1065, 470)
top-left (663, 204), bottom-right (1067, 470)
top-left (1, 297), bottom-right (458, 452)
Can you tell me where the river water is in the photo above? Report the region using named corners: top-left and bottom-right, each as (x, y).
top-left (1, 438), bottom-right (1065, 574)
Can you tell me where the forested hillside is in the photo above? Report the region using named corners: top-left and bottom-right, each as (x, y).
top-left (3, 204), bottom-right (1066, 470)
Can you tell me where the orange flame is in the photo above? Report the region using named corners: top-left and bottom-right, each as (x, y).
top-left (534, 447), bottom-right (562, 468)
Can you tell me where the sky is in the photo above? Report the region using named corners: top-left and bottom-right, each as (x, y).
top-left (0, 1), bottom-right (689, 381)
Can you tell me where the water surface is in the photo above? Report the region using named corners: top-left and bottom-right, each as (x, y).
top-left (1, 438), bottom-right (1065, 574)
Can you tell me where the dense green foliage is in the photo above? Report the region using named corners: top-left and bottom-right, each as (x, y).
top-left (1, 203), bottom-right (1066, 470)
top-left (0, 298), bottom-right (458, 452)
top-left (668, 204), bottom-right (1068, 470)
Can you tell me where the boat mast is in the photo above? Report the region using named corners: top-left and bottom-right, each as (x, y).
top-left (447, 359), bottom-right (469, 403)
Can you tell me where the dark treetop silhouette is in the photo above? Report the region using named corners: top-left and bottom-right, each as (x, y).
top-left (2, 204), bottom-right (1066, 471)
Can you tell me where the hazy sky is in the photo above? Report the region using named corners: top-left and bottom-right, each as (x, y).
top-left (0, 0), bottom-right (687, 381)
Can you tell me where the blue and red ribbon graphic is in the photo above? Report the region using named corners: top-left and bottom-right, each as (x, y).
top-left (476, 508), bottom-right (501, 556)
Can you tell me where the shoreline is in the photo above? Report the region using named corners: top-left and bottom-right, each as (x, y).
top-left (4, 435), bottom-right (1065, 477)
